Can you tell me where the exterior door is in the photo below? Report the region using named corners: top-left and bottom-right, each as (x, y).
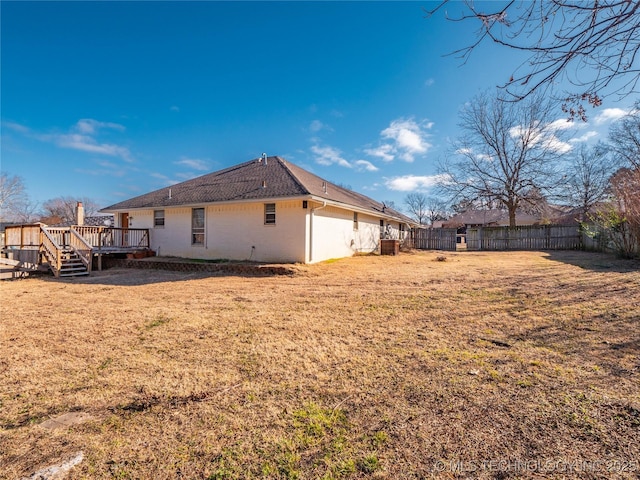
top-left (120, 213), bottom-right (129, 246)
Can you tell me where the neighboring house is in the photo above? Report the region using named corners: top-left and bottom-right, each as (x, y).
top-left (46, 215), bottom-right (115, 228)
top-left (101, 156), bottom-right (416, 263)
top-left (442, 210), bottom-right (543, 229)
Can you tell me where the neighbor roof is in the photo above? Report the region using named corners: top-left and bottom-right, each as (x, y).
top-left (102, 156), bottom-right (416, 225)
top-left (443, 209), bottom-right (542, 226)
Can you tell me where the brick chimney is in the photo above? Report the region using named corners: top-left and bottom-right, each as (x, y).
top-left (76, 202), bottom-right (85, 226)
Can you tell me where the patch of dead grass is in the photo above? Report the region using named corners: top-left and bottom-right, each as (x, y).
top-left (0, 251), bottom-right (639, 479)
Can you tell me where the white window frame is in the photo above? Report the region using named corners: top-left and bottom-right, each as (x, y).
top-left (264, 203), bottom-right (276, 225)
top-left (154, 209), bottom-right (165, 228)
top-left (192, 208), bottom-right (205, 245)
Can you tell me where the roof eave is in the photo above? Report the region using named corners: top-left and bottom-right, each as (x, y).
top-left (100, 194), bottom-right (315, 213)
top-left (307, 195), bottom-right (416, 225)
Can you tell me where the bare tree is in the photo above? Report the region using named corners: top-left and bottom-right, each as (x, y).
top-left (425, 196), bottom-right (448, 225)
top-left (12, 199), bottom-right (41, 223)
top-left (41, 196), bottom-right (100, 225)
top-left (439, 92), bottom-right (567, 227)
top-left (428, 1), bottom-right (640, 119)
top-left (588, 168), bottom-right (640, 257)
top-left (600, 106), bottom-right (640, 256)
top-left (404, 192), bottom-right (429, 225)
top-left (608, 102), bottom-right (640, 169)
top-left (562, 144), bottom-right (617, 221)
top-left (0, 172), bottom-right (30, 222)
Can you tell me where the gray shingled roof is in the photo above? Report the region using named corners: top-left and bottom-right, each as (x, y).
top-left (102, 156), bottom-right (415, 225)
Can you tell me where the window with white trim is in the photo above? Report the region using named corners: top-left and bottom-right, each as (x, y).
top-left (353, 212), bottom-right (359, 231)
top-left (154, 210), bottom-right (165, 228)
top-left (192, 208), bottom-right (205, 245)
top-left (264, 203), bottom-right (276, 225)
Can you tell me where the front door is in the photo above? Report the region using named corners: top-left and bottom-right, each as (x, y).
top-left (120, 213), bottom-right (129, 246)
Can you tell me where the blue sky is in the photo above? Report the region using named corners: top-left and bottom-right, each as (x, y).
top-left (1, 1), bottom-right (637, 213)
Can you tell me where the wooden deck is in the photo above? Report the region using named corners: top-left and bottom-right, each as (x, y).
top-left (2, 224), bottom-right (152, 277)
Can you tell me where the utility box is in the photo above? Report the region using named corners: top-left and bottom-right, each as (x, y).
top-left (380, 239), bottom-right (400, 255)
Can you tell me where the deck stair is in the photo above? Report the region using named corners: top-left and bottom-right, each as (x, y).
top-left (40, 226), bottom-right (93, 278)
top-left (58, 248), bottom-right (90, 277)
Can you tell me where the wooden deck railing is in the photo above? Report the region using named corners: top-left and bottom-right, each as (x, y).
top-left (40, 228), bottom-right (63, 278)
top-left (69, 228), bottom-right (93, 273)
top-left (74, 226), bottom-right (150, 249)
top-left (45, 227), bottom-right (70, 246)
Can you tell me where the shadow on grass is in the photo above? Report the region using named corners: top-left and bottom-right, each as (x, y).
top-left (40, 265), bottom-right (296, 286)
top-left (542, 250), bottom-right (640, 273)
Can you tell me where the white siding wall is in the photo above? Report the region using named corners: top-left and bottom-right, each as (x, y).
top-left (127, 211), bottom-right (154, 229)
top-left (141, 201), bottom-right (307, 263)
top-left (119, 200), bottom-right (393, 264)
top-left (308, 205), bottom-right (380, 263)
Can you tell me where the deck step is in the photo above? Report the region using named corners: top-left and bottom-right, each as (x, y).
top-left (60, 266), bottom-right (88, 272)
top-left (58, 248), bottom-right (89, 276)
top-left (59, 271), bottom-right (90, 277)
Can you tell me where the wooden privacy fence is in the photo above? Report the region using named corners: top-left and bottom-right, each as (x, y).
top-left (412, 228), bottom-right (458, 251)
top-left (3, 224), bottom-right (42, 248)
top-left (465, 225), bottom-right (582, 251)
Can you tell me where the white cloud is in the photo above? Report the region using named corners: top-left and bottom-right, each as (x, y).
top-left (548, 118), bottom-right (577, 131)
top-left (368, 118), bottom-right (433, 163)
top-left (170, 105), bottom-right (180, 112)
top-left (2, 121), bottom-right (31, 134)
top-left (354, 160), bottom-right (379, 172)
top-left (455, 147), bottom-right (473, 156)
top-left (542, 134), bottom-right (573, 154)
top-left (151, 172), bottom-right (180, 186)
top-left (49, 132), bottom-right (132, 160)
top-left (569, 131), bottom-right (598, 143)
top-left (12, 118), bottom-right (133, 162)
top-left (75, 118), bottom-right (125, 135)
top-left (425, 78), bottom-right (435, 87)
top-left (509, 122), bottom-right (573, 154)
top-left (175, 172), bottom-right (199, 180)
top-left (475, 153), bottom-right (493, 161)
top-left (384, 174), bottom-right (448, 192)
top-left (175, 157), bottom-right (210, 171)
top-left (364, 144), bottom-right (394, 162)
top-left (309, 120), bottom-right (324, 132)
top-left (311, 144), bottom-right (352, 168)
top-left (309, 120), bottom-right (333, 133)
top-left (593, 108), bottom-right (628, 125)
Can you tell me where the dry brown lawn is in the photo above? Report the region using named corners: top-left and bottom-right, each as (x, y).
top-left (1, 250), bottom-right (639, 479)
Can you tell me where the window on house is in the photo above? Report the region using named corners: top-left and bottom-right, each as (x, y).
top-left (154, 210), bottom-right (165, 228)
top-left (192, 208), bottom-right (205, 245)
top-left (265, 203), bottom-right (276, 225)
top-left (380, 219), bottom-right (385, 238)
top-left (353, 212), bottom-right (359, 231)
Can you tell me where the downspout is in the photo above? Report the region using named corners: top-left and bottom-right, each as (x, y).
top-left (309, 201), bottom-right (327, 263)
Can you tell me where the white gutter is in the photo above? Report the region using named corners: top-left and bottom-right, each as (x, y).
top-left (309, 201), bottom-right (327, 263)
